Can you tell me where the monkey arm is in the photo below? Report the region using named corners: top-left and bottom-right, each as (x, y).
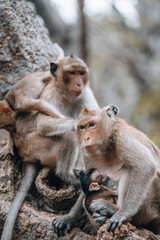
top-left (89, 199), bottom-right (118, 226)
top-left (107, 140), bottom-right (156, 232)
top-left (100, 185), bottom-right (118, 195)
top-left (37, 115), bottom-right (75, 137)
top-left (15, 98), bottom-right (65, 118)
top-left (52, 192), bottom-right (84, 237)
top-left (79, 86), bottom-right (99, 111)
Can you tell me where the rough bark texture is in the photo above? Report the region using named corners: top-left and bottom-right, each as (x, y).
top-left (0, 143), bottom-right (95, 239)
top-left (0, 0), bottom-right (160, 239)
top-left (0, 0), bottom-right (59, 100)
top-left (97, 220), bottom-right (159, 240)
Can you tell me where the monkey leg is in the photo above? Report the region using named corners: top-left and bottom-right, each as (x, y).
top-left (15, 98), bottom-right (65, 118)
top-left (1, 163), bottom-right (38, 240)
top-left (90, 199), bottom-right (118, 226)
top-left (52, 134), bottom-right (85, 236)
top-left (0, 132), bottom-right (14, 160)
top-left (55, 132), bottom-right (82, 185)
top-left (52, 192), bottom-right (85, 237)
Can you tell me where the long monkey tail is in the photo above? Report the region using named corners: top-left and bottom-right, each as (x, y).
top-left (1, 163), bottom-right (38, 240)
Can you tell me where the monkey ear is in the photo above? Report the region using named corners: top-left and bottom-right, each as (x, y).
top-left (50, 62), bottom-right (58, 77)
top-left (105, 105), bottom-right (119, 115)
top-left (78, 108), bottom-right (90, 119)
top-left (0, 106), bottom-right (12, 116)
top-left (105, 105), bottom-right (119, 121)
top-left (110, 105), bottom-right (119, 115)
top-left (73, 169), bottom-right (85, 178)
top-left (89, 182), bottom-right (100, 192)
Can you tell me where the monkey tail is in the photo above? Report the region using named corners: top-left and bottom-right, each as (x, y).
top-left (1, 163), bottom-right (38, 240)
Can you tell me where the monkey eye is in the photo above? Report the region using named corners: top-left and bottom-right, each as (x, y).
top-left (70, 71), bottom-right (76, 75)
top-left (97, 175), bottom-right (102, 182)
top-left (88, 122), bottom-right (95, 128)
top-left (80, 72), bottom-right (85, 75)
top-left (79, 125), bottom-right (85, 131)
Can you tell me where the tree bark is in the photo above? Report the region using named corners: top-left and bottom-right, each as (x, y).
top-left (0, 0), bottom-right (59, 100)
top-left (78, 0), bottom-right (88, 62)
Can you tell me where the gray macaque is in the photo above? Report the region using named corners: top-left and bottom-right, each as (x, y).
top-left (75, 105), bottom-right (160, 235)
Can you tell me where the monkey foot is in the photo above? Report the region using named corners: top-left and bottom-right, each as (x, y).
top-left (52, 214), bottom-right (75, 237)
top-left (107, 211), bottom-right (128, 232)
top-left (0, 145), bottom-right (14, 160)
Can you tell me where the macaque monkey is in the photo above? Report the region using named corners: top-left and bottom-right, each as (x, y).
top-left (0, 54), bottom-right (97, 158)
top-left (0, 55), bottom-right (99, 240)
top-left (0, 65), bottom-right (63, 159)
top-left (75, 105), bottom-right (160, 234)
top-left (74, 168), bottom-right (118, 228)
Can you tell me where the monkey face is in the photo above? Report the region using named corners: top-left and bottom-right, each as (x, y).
top-left (63, 69), bottom-right (88, 95)
top-left (90, 169), bottom-right (108, 184)
top-left (77, 118), bottom-right (102, 149)
top-left (50, 55), bottom-right (89, 97)
top-left (76, 105), bottom-right (119, 150)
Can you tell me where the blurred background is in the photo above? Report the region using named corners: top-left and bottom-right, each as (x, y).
top-left (28, 0), bottom-right (160, 145)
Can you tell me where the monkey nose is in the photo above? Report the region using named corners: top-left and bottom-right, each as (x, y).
top-left (84, 136), bottom-right (90, 141)
top-left (77, 83), bottom-right (81, 87)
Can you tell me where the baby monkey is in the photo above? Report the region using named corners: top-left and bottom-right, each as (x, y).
top-left (74, 168), bottom-right (117, 228)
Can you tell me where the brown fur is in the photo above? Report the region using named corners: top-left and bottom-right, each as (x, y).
top-left (86, 186), bottom-right (117, 214)
top-left (76, 105), bottom-right (160, 234)
top-left (0, 106), bottom-right (12, 115)
top-left (74, 168), bottom-right (118, 229)
top-left (0, 55), bottom-right (98, 240)
top-left (0, 55), bottom-right (98, 158)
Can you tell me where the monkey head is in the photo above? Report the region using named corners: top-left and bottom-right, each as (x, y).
top-left (76, 105), bottom-right (119, 150)
top-left (74, 168), bottom-right (108, 195)
top-left (50, 54), bottom-right (89, 100)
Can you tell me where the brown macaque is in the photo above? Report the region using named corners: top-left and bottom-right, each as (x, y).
top-left (0, 55), bottom-right (99, 240)
top-left (74, 168), bottom-right (118, 228)
top-left (0, 54), bottom-right (97, 158)
top-left (75, 105), bottom-right (160, 235)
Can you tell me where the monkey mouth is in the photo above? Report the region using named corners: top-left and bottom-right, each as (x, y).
top-left (71, 90), bottom-right (82, 94)
top-left (101, 174), bottom-right (108, 183)
top-left (84, 144), bottom-right (97, 148)
top-left (66, 87), bottom-right (82, 95)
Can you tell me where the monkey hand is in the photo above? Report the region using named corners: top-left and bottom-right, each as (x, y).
top-left (90, 199), bottom-right (117, 225)
top-left (0, 144), bottom-right (14, 160)
top-left (107, 210), bottom-right (129, 232)
top-left (52, 214), bottom-right (75, 237)
top-left (63, 118), bottom-right (77, 131)
top-left (71, 119), bottom-right (77, 131)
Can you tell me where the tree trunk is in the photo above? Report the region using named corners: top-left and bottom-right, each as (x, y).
top-left (0, 0), bottom-right (59, 100)
top-left (78, 0), bottom-right (88, 62)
